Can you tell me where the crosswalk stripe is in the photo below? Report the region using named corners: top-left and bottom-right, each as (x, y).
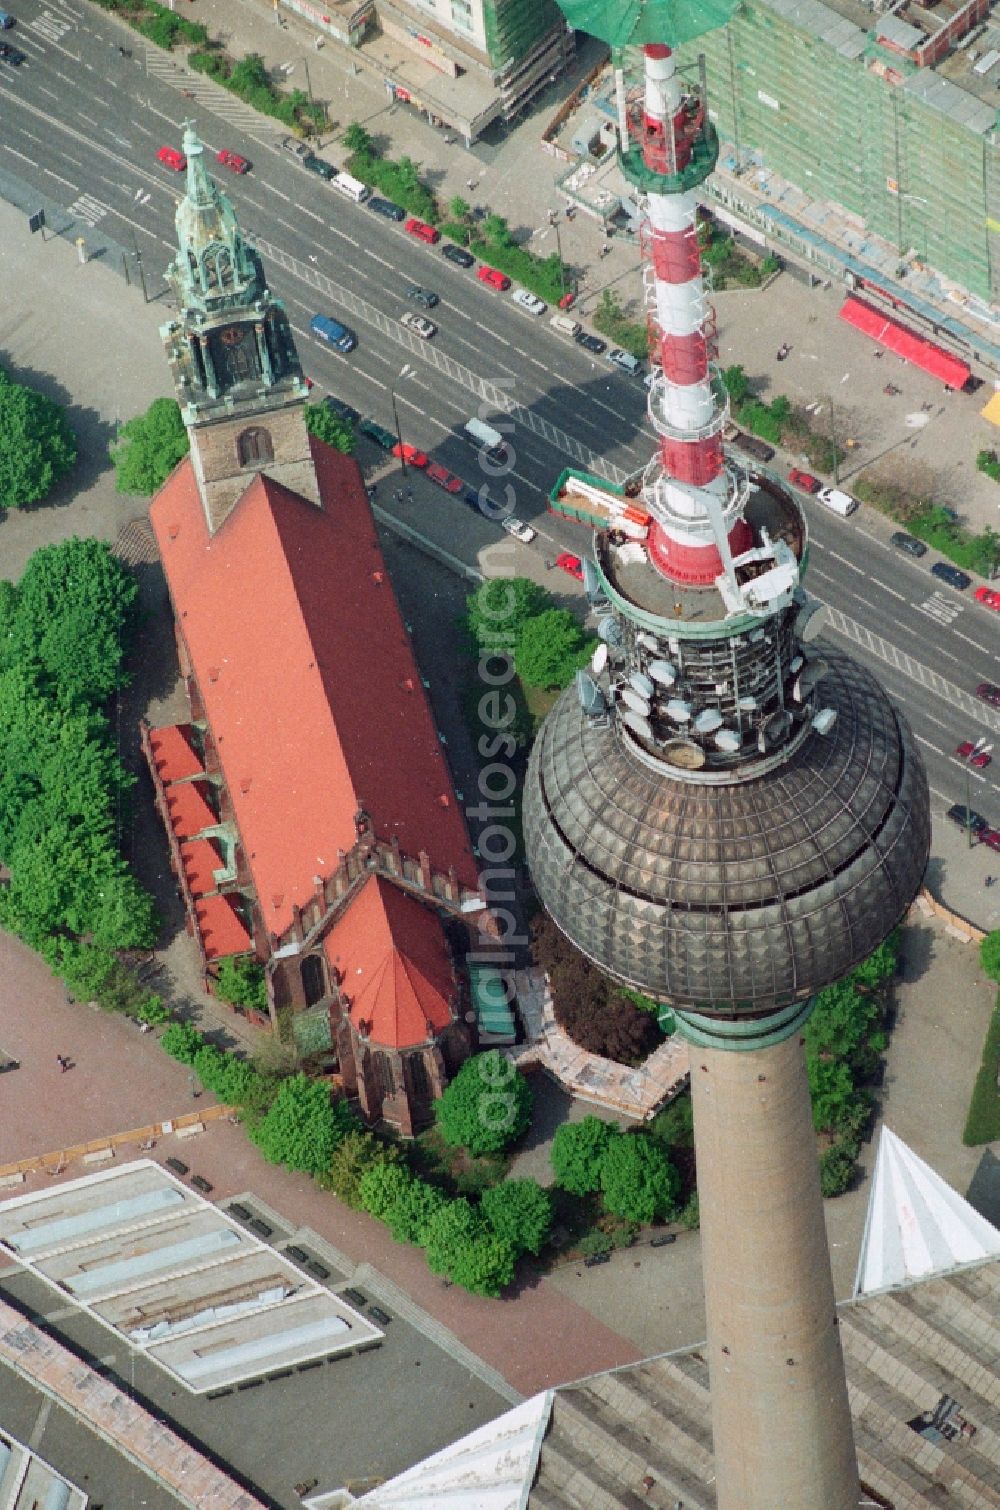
top-left (27, 11), bottom-right (71, 40)
top-left (144, 48), bottom-right (284, 133)
top-left (917, 592), bottom-right (962, 625)
top-left (68, 194), bottom-right (108, 226)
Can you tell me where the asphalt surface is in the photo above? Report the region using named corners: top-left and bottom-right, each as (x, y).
top-left (3, 0), bottom-right (1000, 860)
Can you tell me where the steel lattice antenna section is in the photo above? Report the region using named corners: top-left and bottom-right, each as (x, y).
top-left (524, 5), bottom-right (931, 1508)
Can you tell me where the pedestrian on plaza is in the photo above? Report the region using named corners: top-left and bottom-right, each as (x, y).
top-left (56, 1054), bottom-right (69, 1072)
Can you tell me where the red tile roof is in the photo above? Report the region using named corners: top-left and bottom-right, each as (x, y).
top-left (196, 894), bottom-right (252, 961)
top-left (148, 724), bottom-right (204, 784)
top-left (163, 780), bottom-right (217, 840)
top-left (179, 837), bottom-right (224, 898)
top-left (323, 876), bottom-right (454, 1049)
top-left (150, 439), bottom-right (478, 941)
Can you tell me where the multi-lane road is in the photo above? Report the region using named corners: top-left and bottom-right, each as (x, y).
top-left (3, 0), bottom-right (1000, 834)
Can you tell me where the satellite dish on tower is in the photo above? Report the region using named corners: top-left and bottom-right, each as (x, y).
top-left (662, 737), bottom-right (706, 770)
top-left (637, 632), bottom-right (660, 652)
top-left (738, 695), bottom-right (758, 712)
top-left (630, 671), bottom-right (655, 699)
top-left (575, 671), bottom-right (607, 717)
top-left (620, 709), bottom-right (654, 742)
top-left (597, 617), bottom-right (624, 646)
top-left (694, 708), bottom-right (724, 735)
top-left (648, 659), bottom-right (677, 688)
top-left (591, 643), bottom-right (609, 675)
top-left (621, 687), bottom-right (651, 717)
top-left (665, 698), bottom-right (693, 723)
top-left (793, 658), bottom-right (830, 703)
top-left (714, 728), bottom-right (742, 753)
top-left (795, 600), bottom-right (830, 644)
top-left (811, 707), bottom-right (838, 736)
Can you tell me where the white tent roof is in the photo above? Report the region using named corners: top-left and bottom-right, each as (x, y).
top-left (854, 1125), bottom-right (1000, 1297)
top-left (341, 1392), bottom-right (552, 1509)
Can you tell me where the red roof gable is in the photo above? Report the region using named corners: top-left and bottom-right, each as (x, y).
top-left (150, 440), bottom-right (477, 941)
top-left (163, 780), bottom-right (217, 840)
top-left (148, 724), bottom-right (204, 784)
top-left (196, 894), bottom-right (252, 961)
top-left (324, 876), bottom-right (454, 1049)
top-left (179, 837), bottom-right (224, 898)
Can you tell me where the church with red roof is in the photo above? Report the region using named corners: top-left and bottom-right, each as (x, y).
top-left (141, 128), bottom-right (487, 1134)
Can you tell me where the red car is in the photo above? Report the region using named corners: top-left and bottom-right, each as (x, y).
top-left (392, 442), bottom-right (429, 468)
top-left (558, 291), bottom-right (576, 309)
top-left (426, 462), bottom-right (463, 494)
top-left (956, 740), bottom-right (992, 769)
top-left (981, 828), bottom-right (1000, 853)
top-left (477, 265), bottom-right (512, 292)
top-left (405, 217), bottom-right (440, 245)
top-left (216, 149), bottom-right (250, 174)
top-left (157, 146), bottom-right (186, 172)
top-left (976, 682), bottom-right (1000, 709)
top-left (975, 586), bottom-right (1000, 612)
top-left (788, 467), bottom-right (820, 494)
top-left (556, 552), bottom-right (583, 580)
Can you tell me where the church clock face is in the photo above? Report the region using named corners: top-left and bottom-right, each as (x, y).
top-left (211, 321), bottom-right (260, 385)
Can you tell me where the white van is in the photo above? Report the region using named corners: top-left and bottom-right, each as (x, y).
top-left (816, 486), bottom-right (858, 518)
top-left (550, 313), bottom-right (581, 338)
top-left (333, 172), bottom-right (370, 204)
top-left (464, 417), bottom-right (509, 463)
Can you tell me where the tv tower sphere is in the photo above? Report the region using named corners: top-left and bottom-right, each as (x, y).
top-left (524, 6), bottom-right (930, 1508)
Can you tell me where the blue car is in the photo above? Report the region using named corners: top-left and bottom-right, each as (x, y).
top-left (309, 314), bottom-right (357, 354)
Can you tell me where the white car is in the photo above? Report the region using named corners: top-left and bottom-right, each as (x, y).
top-left (502, 516), bottom-right (537, 543)
top-left (608, 347), bottom-right (641, 376)
top-left (511, 287), bottom-right (547, 316)
top-left (400, 311), bottom-right (436, 340)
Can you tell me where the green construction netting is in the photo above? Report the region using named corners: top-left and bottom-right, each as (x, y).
top-left (556, 0), bottom-right (738, 48)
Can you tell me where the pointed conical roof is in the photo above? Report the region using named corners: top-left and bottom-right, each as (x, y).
top-left (166, 124), bottom-right (260, 313)
top-left (853, 1125), bottom-right (1000, 1297)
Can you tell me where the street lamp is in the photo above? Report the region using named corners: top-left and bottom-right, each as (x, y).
top-left (548, 211), bottom-right (566, 300)
top-left (390, 364), bottom-right (414, 478)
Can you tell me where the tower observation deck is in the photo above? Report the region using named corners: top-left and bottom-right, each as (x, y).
top-left (524, 5), bottom-right (931, 1508)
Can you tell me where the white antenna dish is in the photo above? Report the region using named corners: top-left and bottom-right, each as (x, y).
top-left (789, 655), bottom-right (804, 674)
top-left (591, 643), bottom-right (609, 675)
top-left (575, 671), bottom-right (606, 717)
top-left (665, 698), bottom-right (693, 723)
top-left (647, 659), bottom-right (676, 687)
top-left (662, 737), bottom-right (706, 769)
top-left (793, 658), bottom-right (830, 703)
top-left (811, 707), bottom-right (838, 736)
top-left (795, 600), bottom-right (830, 644)
top-left (714, 727), bottom-right (741, 753)
top-left (597, 617), bottom-right (624, 646)
top-left (693, 708), bottom-right (724, 734)
top-left (621, 687), bottom-right (651, 717)
top-left (637, 632), bottom-right (659, 652)
top-left (630, 671), bottom-right (655, 698)
top-left (620, 709), bottom-right (654, 742)
top-left (738, 695), bottom-right (758, 711)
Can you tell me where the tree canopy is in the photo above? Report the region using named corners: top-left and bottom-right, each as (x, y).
top-left (0, 366), bottom-right (77, 509)
top-left (465, 576), bottom-right (549, 656)
top-left (423, 1197), bottom-right (517, 1296)
top-left (551, 1115), bottom-right (617, 1196)
top-left (358, 1160), bottom-right (413, 1222)
top-left (325, 1130), bottom-right (402, 1208)
top-left (111, 397), bottom-right (190, 496)
top-left (433, 1050), bottom-right (532, 1157)
top-left (515, 608), bottom-right (593, 690)
top-left (248, 1074), bottom-right (357, 1176)
top-left (599, 1133), bottom-right (680, 1225)
top-left (385, 1177), bottom-right (448, 1247)
top-left (215, 955), bottom-right (268, 1012)
top-left (481, 1178), bottom-right (552, 1257)
top-left (304, 401), bottom-right (355, 454)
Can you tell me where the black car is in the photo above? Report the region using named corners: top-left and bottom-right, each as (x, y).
top-left (732, 431), bottom-right (776, 463)
top-left (946, 803), bottom-right (988, 834)
top-left (325, 396), bottom-right (361, 426)
top-left (442, 242), bottom-right (475, 268)
top-left (0, 42), bottom-right (25, 63)
top-left (407, 286), bottom-right (439, 309)
top-left (890, 531), bottom-right (927, 558)
top-left (369, 197), bottom-right (405, 222)
top-left (930, 561), bottom-right (971, 591)
top-left (575, 331), bottom-right (608, 356)
top-left (302, 153), bottom-right (337, 181)
top-left (358, 418), bottom-right (396, 450)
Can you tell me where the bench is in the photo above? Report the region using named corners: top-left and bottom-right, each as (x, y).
top-left (286, 1246), bottom-right (309, 1264)
top-left (368, 1305), bottom-right (391, 1326)
top-left (175, 1121), bottom-right (205, 1139)
top-left (228, 1202), bottom-right (251, 1221)
top-left (307, 1260), bottom-right (330, 1281)
top-left (82, 1148), bottom-right (114, 1166)
top-left (165, 1157), bottom-right (189, 1177)
top-left (191, 1175), bottom-right (213, 1195)
top-left (342, 1288), bottom-right (367, 1308)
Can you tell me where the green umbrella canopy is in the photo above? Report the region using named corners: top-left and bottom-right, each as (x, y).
top-left (556, 0), bottom-right (738, 49)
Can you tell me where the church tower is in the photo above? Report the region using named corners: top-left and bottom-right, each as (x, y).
top-left (160, 124), bottom-right (319, 532)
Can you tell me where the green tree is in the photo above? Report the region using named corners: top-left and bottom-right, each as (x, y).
top-left (481, 213), bottom-right (513, 248)
top-left (228, 52), bottom-right (270, 96)
top-left (515, 609), bottom-right (591, 690)
top-left (980, 930), bottom-right (1000, 982)
top-left (649, 1092), bottom-right (694, 1149)
top-left (322, 1129), bottom-right (401, 1206)
top-left (849, 931), bottom-right (900, 990)
top-left (599, 1133), bottom-right (680, 1225)
top-left (358, 1160), bottom-right (413, 1222)
top-left (481, 1178), bottom-right (552, 1257)
top-left (342, 121), bottom-right (375, 155)
top-left (424, 1196), bottom-right (481, 1277)
top-left (386, 1178), bottom-right (448, 1246)
top-left (448, 195), bottom-right (471, 222)
top-left (5, 538), bottom-right (139, 708)
top-left (304, 401), bottom-right (355, 454)
top-left (0, 367), bottom-right (77, 509)
top-left (465, 576), bottom-right (549, 655)
top-left (551, 1115), bottom-right (617, 1196)
top-left (820, 1139), bottom-right (858, 1197)
top-left (111, 397), bottom-right (190, 496)
top-left (248, 1074), bottom-right (356, 1175)
top-left (161, 1022), bottom-right (205, 1064)
top-left (215, 955), bottom-right (268, 1012)
top-left (451, 1232), bottom-right (517, 1297)
top-left (433, 1050), bottom-right (532, 1157)
top-left (721, 364), bottom-right (750, 407)
top-left (807, 1057), bottom-right (858, 1135)
top-left (676, 1191), bottom-right (700, 1230)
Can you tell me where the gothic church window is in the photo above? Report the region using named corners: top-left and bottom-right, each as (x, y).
top-left (237, 427), bottom-right (274, 467)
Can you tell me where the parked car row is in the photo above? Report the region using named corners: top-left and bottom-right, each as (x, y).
top-left (946, 803), bottom-right (1000, 852)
